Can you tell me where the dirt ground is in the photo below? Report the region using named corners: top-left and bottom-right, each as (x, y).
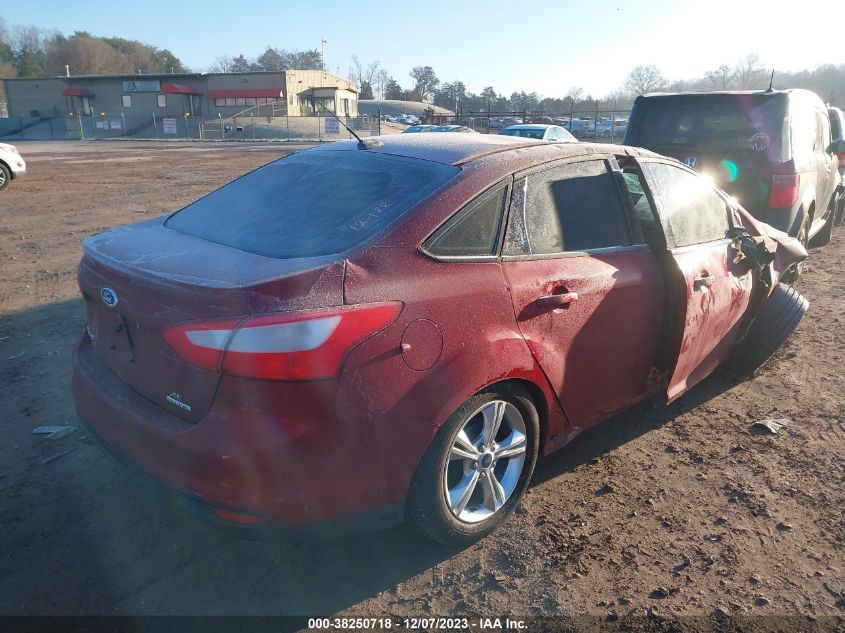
top-left (0, 141), bottom-right (843, 630)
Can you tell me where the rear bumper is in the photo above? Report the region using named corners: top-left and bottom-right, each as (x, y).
top-left (77, 411), bottom-right (402, 541)
top-left (71, 334), bottom-right (404, 537)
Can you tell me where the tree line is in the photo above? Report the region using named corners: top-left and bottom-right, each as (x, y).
top-left (356, 54), bottom-right (845, 116)
top-left (2, 16), bottom-right (844, 118)
top-left (0, 18), bottom-right (187, 104)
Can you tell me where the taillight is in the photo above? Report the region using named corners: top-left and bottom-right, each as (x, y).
top-left (162, 302), bottom-right (402, 381)
top-left (768, 174), bottom-right (800, 208)
top-left (837, 152), bottom-right (845, 165)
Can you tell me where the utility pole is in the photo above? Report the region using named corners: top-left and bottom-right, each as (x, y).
top-left (321, 39), bottom-right (326, 87)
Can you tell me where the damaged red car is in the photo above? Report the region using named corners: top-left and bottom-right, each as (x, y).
top-left (71, 135), bottom-right (808, 545)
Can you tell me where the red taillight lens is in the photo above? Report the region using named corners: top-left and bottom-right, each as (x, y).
top-left (768, 174), bottom-right (800, 208)
top-left (836, 152), bottom-right (845, 165)
top-left (162, 317), bottom-right (241, 371)
top-left (162, 302), bottom-right (402, 381)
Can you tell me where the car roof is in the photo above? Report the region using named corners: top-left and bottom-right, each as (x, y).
top-left (503, 124), bottom-right (555, 130)
top-left (639, 89), bottom-right (793, 97)
top-left (308, 133), bottom-right (661, 167)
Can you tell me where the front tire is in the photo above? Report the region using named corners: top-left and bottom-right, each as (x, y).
top-left (0, 163), bottom-right (10, 191)
top-left (721, 282), bottom-right (808, 382)
top-left (406, 385), bottom-right (540, 545)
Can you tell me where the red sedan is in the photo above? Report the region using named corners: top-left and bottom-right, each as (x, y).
top-left (72, 135), bottom-right (807, 544)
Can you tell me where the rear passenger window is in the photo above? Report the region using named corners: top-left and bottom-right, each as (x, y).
top-left (641, 162), bottom-right (730, 248)
top-left (424, 184), bottom-right (509, 257)
top-left (523, 160), bottom-right (630, 254)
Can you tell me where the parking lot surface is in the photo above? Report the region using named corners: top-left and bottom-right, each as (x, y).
top-left (0, 141), bottom-right (843, 626)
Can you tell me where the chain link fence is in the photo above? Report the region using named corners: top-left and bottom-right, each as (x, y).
top-left (0, 110), bottom-right (381, 143)
top-left (0, 104), bottom-right (630, 143)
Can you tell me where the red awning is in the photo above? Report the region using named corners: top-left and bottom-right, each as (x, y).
top-left (162, 83), bottom-right (202, 95)
top-left (63, 87), bottom-right (94, 97)
top-left (208, 88), bottom-right (284, 99)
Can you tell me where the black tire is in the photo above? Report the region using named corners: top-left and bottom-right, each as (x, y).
top-left (836, 191), bottom-right (845, 227)
top-left (721, 282), bottom-right (808, 382)
top-left (406, 384), bottom-right (540, 546)
top-left (0, 162), bottom-right (10, 191)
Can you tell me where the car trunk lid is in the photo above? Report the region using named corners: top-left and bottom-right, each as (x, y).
top-left (78, 217), bottom-right (345, 422)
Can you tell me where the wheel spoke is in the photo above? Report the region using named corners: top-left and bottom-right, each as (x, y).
top-left (453, 429), bottom-right (480, 459)
top-left (482, 472), bottom-right (507, 511)
top-left (450, 445), bottom-right (478, 461)
top-left (494, 430), bottom-right (526, 460)
top-left (481, 401), bottom-right (506, 449)
top-left (449, 469), bottom-right (480, 516)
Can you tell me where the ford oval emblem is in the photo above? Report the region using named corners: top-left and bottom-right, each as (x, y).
top-left (100, 287), bottom-right (118, 308)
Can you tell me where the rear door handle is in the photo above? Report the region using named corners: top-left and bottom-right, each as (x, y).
top-left (693, 274), bottom-right (715, 290)
top-left (536, 292), bottom-right (579, 309)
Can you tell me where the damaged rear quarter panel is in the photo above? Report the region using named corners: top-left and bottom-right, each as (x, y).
top-left (336, 247), bottom-right (568, 507)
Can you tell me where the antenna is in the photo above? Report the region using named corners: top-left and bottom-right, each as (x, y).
top-left (766, 69), bottom-right (774, 92)
top-left (316, 100), bottom-right (373, 148)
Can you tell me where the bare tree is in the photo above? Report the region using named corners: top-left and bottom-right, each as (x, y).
top-left (350, 54), bottom-right (364, 87)
top-left (734, 53), bottom-right (764, 89)
top-left (705, 64), bottom-right (733, 90)
top-left (350, 56), bottom-right (380, 99)
top-left (566, 86), bottom-right (584, 103)
top-left (208, 55), bottom-right (233, 73)
top-left (624, 65), bottom-right (665, 95)
top-left (376, 68), bottom-right (389, 100)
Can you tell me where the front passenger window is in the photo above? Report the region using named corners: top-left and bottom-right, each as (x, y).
top-left (641, 162), bottom-right (731, 248)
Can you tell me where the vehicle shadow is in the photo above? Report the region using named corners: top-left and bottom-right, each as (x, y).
top-left (0, 296), bottom-right (737, 617)
top-left (532, 373), bottom-right (735, 485)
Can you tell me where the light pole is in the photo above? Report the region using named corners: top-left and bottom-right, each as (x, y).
top-left (320, 39), bottom-right (326, 88)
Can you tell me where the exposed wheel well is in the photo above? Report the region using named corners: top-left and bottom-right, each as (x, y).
top-left (485, 378), bottom-right (549, 454)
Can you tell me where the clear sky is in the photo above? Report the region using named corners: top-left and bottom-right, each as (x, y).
top-left (4, 0), bottom-right (842, 97)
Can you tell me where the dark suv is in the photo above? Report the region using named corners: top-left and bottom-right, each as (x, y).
top-left (625, 89), bottom-right (839, 247)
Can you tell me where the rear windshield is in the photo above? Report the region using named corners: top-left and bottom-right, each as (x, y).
top-left (165, 151), bottom-right (458, 259)
top-left (500, 128), bottom-right (545, 139)
top-left (627, 95), bottom-right (785, 151)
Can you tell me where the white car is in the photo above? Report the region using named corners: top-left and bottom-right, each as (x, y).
top-left (0, 143), bottom-right (26, 190)
top-left (498, 124), bottom-right (577, 143)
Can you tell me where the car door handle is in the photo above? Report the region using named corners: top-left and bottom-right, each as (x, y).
top-left (536, 292), bottom-right (579, 309)
top-left (693, 274), bottom-right (715, 290)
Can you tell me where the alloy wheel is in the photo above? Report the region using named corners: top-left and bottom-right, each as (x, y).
top-left (442, 400), bottom-right (527, 524)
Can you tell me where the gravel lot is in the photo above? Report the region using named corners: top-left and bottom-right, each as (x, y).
top-left (0, 141), bottom-right (843, 630)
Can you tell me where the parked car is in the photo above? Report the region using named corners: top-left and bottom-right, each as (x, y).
top-left (828, 106), bottom-right (845, 224)
top-left (0, 143), bottom-right (26, 191)
top-left (564, 118), bottom-right (591, 135)
top-left (402, 124), bottom-right (435, 133)
top-left (498, 124), bottom-right (577, 142)
top-left (625, 89), bottom-right (840, 251)
top-left (72, 135), bottom-right (806, 545)
top-left (430, 125), bottom-right (477, 133)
